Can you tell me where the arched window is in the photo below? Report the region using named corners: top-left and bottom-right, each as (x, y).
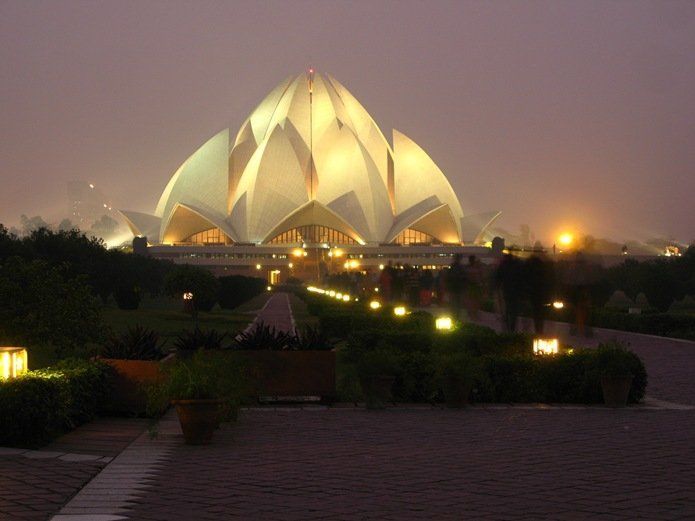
top-left (392, 228), bottom-right (440, 245)
top-left (183, 228), bottom-right (232, 245)
top-left (267, 225), bottom-right (358, 245)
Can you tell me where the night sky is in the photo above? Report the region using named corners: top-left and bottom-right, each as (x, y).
top-left (1, 1), bottom-right (693, 243)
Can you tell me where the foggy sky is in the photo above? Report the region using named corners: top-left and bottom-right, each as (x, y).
top-left (1, 0), bottom-right (694, 243)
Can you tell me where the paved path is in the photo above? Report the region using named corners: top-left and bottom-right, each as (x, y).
top-left (0, 418), bottom-right (146, 520)
top-left (245, 292), bottom-right (296, 335)
top-left (109, 408), bottom-right (695, 520)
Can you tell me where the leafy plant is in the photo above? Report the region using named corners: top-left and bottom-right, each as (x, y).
top-left (101, 325), bottom-right (165, 360)
top-left (287, 325), bottom-right (334, 351)
top-left (147, 352), bottom-right (247, 417)
top-left (233, 322), bottom-right (292, 351)
top-left (174, 327), bottom-right (228, 355)
top-left (356, 349), bottom-right (400, 379)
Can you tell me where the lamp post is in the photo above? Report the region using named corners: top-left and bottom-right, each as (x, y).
top-left (183, 292), bottom-right (197, 329)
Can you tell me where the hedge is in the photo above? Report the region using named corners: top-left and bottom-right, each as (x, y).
top-left (0, 359), bottom-right (113, 448)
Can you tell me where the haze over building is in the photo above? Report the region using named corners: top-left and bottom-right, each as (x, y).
top-left (120, 71), bottom-right (501, 280)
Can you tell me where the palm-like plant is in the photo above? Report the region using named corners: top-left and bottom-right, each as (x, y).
top-left (101, 325), bottom-right (165, 360)
top-left (233, 322), bottom-right (292, 351)
top-left (173, 328), bottom-right (228, 355)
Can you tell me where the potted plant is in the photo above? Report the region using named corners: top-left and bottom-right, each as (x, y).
top-left (357, 349), bottom-right (399, 410)
top-left (435, 350), bottom-right (479, 408)
top-left (596, 343), bottom-right (634, 408)
top-left (99, 325), bottom-right (172, 414)
top-left (154, 352), bottom-right (245, 445)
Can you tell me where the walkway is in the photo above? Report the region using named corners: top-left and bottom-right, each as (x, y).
top-left (244, 292), bottom-right (296, 335)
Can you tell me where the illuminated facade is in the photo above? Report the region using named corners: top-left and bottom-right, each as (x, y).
top-left (120, 71), bottom-right (500, 279)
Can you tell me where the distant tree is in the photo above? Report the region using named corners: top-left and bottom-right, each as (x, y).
top-left (58, 218), bottom-right (77, 232)
top-left (89, 215), bottom-right (119, 238)
top-left (19, 214), bottom-right (50, 235)
top-left (218, 275), bottom-right (266, 309)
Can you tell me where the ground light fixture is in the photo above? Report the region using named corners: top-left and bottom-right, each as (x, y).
top-left (266, 285), bottom-right (272, 291)
top-left (533, 338), bottom-right (559, 355)
top-left (393, 306), bottom-right (407, 317)
top-left (342, 294), bottom-right (351, 302)
top-left (369, 300), bottom-right (382, 310)
top-left (552, 301), bottom-right (564, 309)
top-left (435, 316), bottom-right (453, 331)
top-left (0, 347), bottom-right (28, 379)
top-left (183, 292), bottom-right (193, 301)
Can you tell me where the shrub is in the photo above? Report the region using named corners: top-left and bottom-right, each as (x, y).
top-left (288, 325), bottom-right (334, 351)
top-left (174, 327), bottom-right (228, 355)
top-left (0, 360), bottom-right (113, 448)
top-left (233, 322), bottom-right (292, 350)
top-left (113, 283), bottom-right (142, 310)
top-left (164, 265), bottom-right (219, 312)
top-left (101, 325), bottom-right (165, 360)
top-left (217, 275), bottom-right (266, 309)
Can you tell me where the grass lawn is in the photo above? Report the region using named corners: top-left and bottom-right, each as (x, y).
top-left (287, 292), bottom-right (319, 329)
top-left (101, 292), bottom-right (274, 343)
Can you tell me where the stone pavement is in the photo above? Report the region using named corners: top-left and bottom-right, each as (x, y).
top-left (0, 418), bottom-right (146, 520)
top-left (245, 292), bottom-right (296, 335)
top-left (113, 407), bottom-right (695, 520)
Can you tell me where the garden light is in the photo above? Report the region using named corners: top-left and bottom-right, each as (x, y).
top-left (394, 306), bottom-right (407, 317)
top-left (369, 300), bottom-right (381, 310)
top-left (533, 338), bottom-right (559, 356)
top-left (342, 294), bottom-right (351, 302)
top-left (328, 290), bottom-right (336, 297)
top-left (0, 347), bottom-right (28, 379)
top-left (552, 301), bottom-right (564, 309)
top-left (336, 292), bottom-right (343, 300)
top-left (266, 285), bottom-right (272, 291)
top-left (256, 264), bottom-right (262, 270)
top-left (435, 316), bottom-right (453, 330)
top-left (183, 292), bottom-right (193, 300)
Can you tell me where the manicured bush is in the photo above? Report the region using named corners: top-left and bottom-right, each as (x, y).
top-left (164, 265), bottom-right (219, 312)
top-left (0, 360), bottom-right (114, 448)
top-left (218, 275), bottom-right (266, 309)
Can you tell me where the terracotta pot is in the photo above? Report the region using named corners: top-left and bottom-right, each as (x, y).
top-left (442, 374), bottom-right (474, 408)
top-left (360, 375), bottom-right (395, 410)
top-left (173, 399), bottom-right (224, 445)
top-left (101, 354), bottom-right (174, 414)
top-left (230, 350), bottom-right (336, 402)
top-left (601, 375), bottom-right (633, 408)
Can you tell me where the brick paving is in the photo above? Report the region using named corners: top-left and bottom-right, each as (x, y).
top-left (123, 407), bottom-right (695, 520)
top-left (0, 456), bottom-right (105, 520)
top-left (0, 418), bottom-right (146, 520)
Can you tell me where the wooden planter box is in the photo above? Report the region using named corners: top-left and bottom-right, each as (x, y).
top-left (101, 354), bottom-right (174, 414)
top-left (236, 350), bottom-right (336, 403)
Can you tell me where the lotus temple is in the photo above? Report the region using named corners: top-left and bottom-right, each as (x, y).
top-left (120, 71), bottom-right (501, 281)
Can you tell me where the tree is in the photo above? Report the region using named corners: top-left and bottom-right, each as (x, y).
top-left (19, 215), bottom-right (50, 235)
top-left (164, 265), bottom-right (219, 312)
top-left (0, 257), bottom-right (103, 357)
top-left (89, 215), bottom-right (119, 239)
top-left (58, 218), bottom-right (76, 232)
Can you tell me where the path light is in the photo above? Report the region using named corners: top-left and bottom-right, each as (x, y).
top-left (256, 264), bottom-right (262, 270)
top-left (336, 292), bottom-right (343, 300)
top-left (533, 338), bottom-right (559, 355)
top-left (0, 347), bottom-right (28, 379)
top-left (552, 301), bottom-right (564, 309)
top-left (342, 294), bottom-right (351, 302)
top-left (435, 316), bottom-right (453, 331)
top-left (328, 290), bottom-right (336, 297)
top-left (394, 306), bottom-right (407, 317)
top-left (266, 286), bottom-right (272, 291)
top-left (183, 292), bottom-right (193, 301)
top-left (369, 300), bottom-right (381, 310)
